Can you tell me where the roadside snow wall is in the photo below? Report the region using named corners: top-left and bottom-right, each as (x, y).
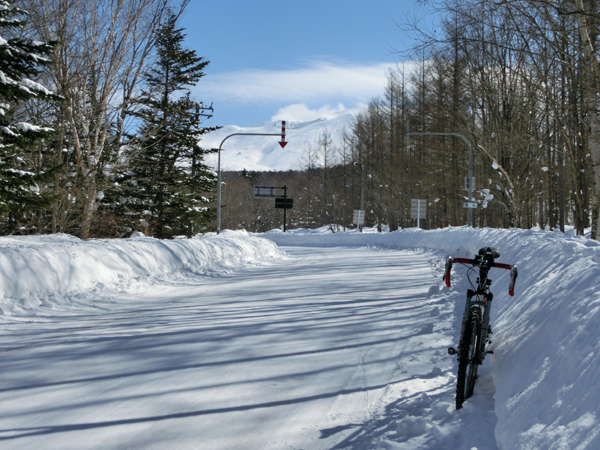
top-left (2, 225), bottom-right (599, 449)
top-left (265, 226), bottom-right (600, 450)
top-left (0, 230), bottom-right (282, 306)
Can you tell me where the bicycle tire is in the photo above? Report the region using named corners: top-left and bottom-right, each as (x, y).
top-left (456, 307), bottom-right (482, 409)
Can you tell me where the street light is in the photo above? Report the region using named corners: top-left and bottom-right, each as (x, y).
top-left (405, 122), bottom-right (475, 227)
top-left (215, 122), bottom-right (288, 234)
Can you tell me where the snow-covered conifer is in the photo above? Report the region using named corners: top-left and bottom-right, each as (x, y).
top-left (0, 0), bottom-right (56, 226)
top-left (106, 12), bottom-right (219, 238)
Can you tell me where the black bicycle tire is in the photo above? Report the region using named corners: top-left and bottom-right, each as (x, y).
top-left (456, 307), bottom-right (482, 409)
top-left (465, 308), bottom-right (482, 399)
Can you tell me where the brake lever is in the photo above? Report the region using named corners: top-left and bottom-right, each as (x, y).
top-left (444, 256), bottom-right (453, 287)
top-left (508, 265), bottom-right (518, 296)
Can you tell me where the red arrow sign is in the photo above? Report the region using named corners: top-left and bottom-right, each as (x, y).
top-left (279, 120), bottom-right (287, 148)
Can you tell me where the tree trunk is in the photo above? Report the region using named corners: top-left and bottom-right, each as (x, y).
top-left (81, 171), bottom-right (98, 240)
top-left (576, 0), bottom-right (600, 239)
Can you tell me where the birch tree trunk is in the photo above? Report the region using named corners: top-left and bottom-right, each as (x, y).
top-left (23, 0), bottom-right (180, 238)
top-left (576, 0), bottom-right (600, 239)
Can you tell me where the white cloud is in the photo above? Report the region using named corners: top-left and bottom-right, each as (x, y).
top-left (198, 60), bottom-right (395, 104)
top-left (271, 103), bottom-right (347, 122)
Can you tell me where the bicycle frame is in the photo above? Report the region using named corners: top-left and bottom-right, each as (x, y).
top-left (459, 257), bottom-right (494, 363)
top-left (444, 247), bottom-right (518, 409)
top-left (445, 248), bottom-right (518, 362)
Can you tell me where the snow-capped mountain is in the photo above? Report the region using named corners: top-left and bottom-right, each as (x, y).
top-left (201, 104), bottom-right (364, 172)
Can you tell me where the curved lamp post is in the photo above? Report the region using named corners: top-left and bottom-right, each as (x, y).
top-left (216, 122), bottom-right (288, 234)
top-left (405, 123), bottom-right (474, 227)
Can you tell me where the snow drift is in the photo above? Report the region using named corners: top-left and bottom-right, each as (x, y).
top-left (0, 230), bottom-right (283, 316)
top-left (265, 226), bottom-right (600, 449)
top-left (1, 225), bottom-right (599, 448)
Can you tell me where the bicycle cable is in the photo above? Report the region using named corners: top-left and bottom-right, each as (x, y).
top-left (456, 262), bottom-right (478, 290)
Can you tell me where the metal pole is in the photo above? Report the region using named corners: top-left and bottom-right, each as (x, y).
top-left (216, 132), bottom-right (284, 234)
top-left (406, 127), bottom-right (474, 227)
top-left (332, 194), bottom-right (337, 232)
top-left (217, 142), bottom-right (222, 233)
top-left (359, 165), bottom-right (365, 232)
top-left (283, 185), bottom-right (287, 232)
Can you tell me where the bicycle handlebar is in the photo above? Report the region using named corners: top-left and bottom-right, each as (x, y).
top-left (444, 256), bottom-right (518, 296)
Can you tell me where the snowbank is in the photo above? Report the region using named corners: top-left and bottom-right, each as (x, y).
top-left (264, 226), bottom-right (600, 449)
top-left (0, 230), bottom-right (283, 316)
top-left (2, 225), bottom-right (599, 448)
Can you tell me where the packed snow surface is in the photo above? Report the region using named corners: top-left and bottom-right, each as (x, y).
top-left (0, 226), bottom-right (599, 449)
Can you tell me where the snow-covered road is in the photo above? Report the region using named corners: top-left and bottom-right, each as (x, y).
top-left (3, 226), bottom-right (600, 449)
top-left (0, 246), bottom-right (463, 450)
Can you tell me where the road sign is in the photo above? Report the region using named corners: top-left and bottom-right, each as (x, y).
top-left (464, 202), bottom-right (478, 208)
top-left (275, 198), bottom-right (293, 209)
top-left (353, 210), bottom-right (365, 226)
top-left (253, 185), bottom-right (282, 198)
top-left (253, 185), bottom-right (292, 230)
top-left (411, 199), bottom-right (426, 229)
top-left (464, 177), bottom-right (475, 190)
top-left (410, 199), bottom-right (427, 219)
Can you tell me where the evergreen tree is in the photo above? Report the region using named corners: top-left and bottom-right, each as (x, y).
top-left (0, 0), bottom-right (56, 232)
top-left (106, 12), bottom-right (219, 238)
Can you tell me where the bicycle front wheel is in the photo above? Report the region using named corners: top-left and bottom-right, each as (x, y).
top-left (456, 307), bottom-right (482, 409)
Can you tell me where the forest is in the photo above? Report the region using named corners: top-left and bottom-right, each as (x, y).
top-left (0, 0), bottom-right (216, 239)
top-left (2, 0), bottom-right (600, 238)
top-left (223, 0), bottom-right (600, 237)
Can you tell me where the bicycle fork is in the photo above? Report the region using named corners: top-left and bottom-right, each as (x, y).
top-left (449, 289), bottom-right (493, 362)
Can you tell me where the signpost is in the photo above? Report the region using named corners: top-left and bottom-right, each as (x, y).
top-left (464, 176), bottom-right (475, 191)
top-left (253, 185), bottom-right (281, 198)
top-left (353, 210), bottom-right (365, 227)
top-left (253, 184), bottom-right (293, 232)
top-left (411, 199), bottom-right (427, 228)
top-left (275, 198), bottom-right (293, 209)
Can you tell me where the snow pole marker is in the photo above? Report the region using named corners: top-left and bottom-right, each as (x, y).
top-left (279, 121), bottom-right (287, 148)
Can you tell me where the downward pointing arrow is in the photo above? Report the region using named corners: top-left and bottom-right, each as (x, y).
top-left (279, 120), bottom-right (287, 148)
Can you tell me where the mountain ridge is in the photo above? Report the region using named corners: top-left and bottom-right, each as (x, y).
top-left (201, 104), bottom-right (364, 172)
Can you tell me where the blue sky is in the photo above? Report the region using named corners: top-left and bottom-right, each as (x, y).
top-left (180, 0), bottom-right (429, 126)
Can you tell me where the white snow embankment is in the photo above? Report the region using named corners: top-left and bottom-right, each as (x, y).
top-left (264, 226), bottom-right (600, 449)
top-left (0, 230), bottom-right (282, 315)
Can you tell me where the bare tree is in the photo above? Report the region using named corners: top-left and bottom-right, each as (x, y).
top-left (299, 142), bottom-right (320, 227)
top-left (316, 130), bottom-right (337, 224)
top-left (573, 0), bottom-right (600, 238)
top-left (22, 0), bottom-right (184, 238)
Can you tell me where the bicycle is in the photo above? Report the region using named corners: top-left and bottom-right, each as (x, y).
top-left (444, 247), bottom-right (518, 409)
